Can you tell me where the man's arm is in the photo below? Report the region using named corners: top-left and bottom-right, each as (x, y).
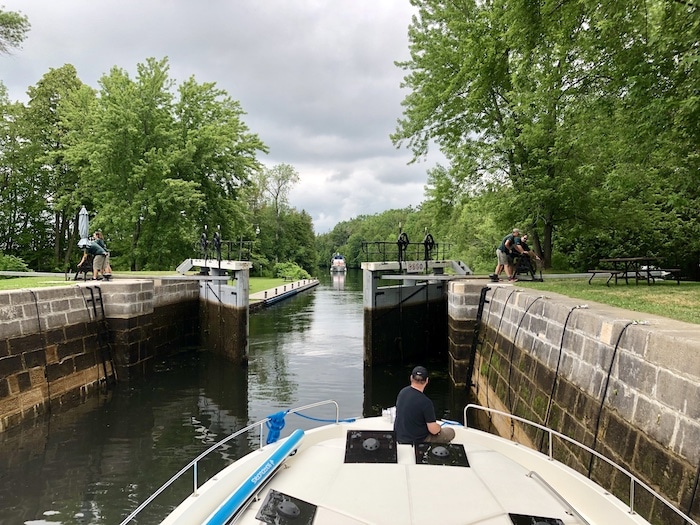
top-left (427, 421), bottom-right (442, 435)
top-left (513, 238), bottom-right (525, 254)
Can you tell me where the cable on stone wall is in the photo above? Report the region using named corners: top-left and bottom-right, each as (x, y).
top-left (483, 287), bottom-right (519, 414)
top-left (471, 287), bottom-right (497, 397)
top-left (539, 304), bottom-right (588, 451)
top-left (28, 290), bottom-right (51, 414)
top-left (506, 295), bottom-right (544, 437)
top-left (587, 319), bottom-right (636, 477)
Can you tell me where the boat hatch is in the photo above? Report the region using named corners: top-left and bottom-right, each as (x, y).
top-left (344, 430), bottom-right (397, 463)
top-left (509, 514), bottom-right (564, 525)
top-left (255, 489), bottom-right (316, 525)
top-left (414, 443), bottom-right (469, 467)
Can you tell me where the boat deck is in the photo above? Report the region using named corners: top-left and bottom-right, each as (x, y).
top-left (161, 415), bottom-right (660, 525)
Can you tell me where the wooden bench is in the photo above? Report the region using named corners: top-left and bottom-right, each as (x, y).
top-left (587, 269), bottom-right (623, 286)
top-left (282, 275), bottom-right (294, 282)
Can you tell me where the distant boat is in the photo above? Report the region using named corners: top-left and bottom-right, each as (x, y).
top-left (330, 253), bottom-right (347, 273)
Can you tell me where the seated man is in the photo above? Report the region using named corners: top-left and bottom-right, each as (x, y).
top-left (394, 366), bottom-right (455, 445)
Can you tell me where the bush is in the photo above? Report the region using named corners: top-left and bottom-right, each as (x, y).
top-left (273, 262), bottom-right (311, 280)
top-left (0, 254), bottom-right (30, 276)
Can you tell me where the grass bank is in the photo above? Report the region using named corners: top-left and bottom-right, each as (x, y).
top-left (1, 273), bottom-right (697, 325)
top-left (516, 279), bottom-right (700, 325)
top-left (0, 274), bottom-right (291, 295)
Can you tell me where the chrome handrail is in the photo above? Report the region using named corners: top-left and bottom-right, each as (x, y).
top-left (464, 404), bottom-right (697, 525)
top-left (119, 399), bottom-right (341, 525)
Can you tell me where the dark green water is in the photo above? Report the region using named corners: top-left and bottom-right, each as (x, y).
top-left (0, 270), bottom-right (470, 525)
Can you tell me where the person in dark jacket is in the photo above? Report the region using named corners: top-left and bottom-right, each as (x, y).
top-left (78, 239), bottom-right (107, 280)
top-left (490, 228), bottom-right (525, 282)
top-left (394, 366), bottom-right (455, 445)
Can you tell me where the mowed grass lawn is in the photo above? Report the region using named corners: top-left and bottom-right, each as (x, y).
top-left (0, 274), bottom-right (291, 295)
top-left (516, 278), bottom-right (700, 325)
top-left (1, 273), bottom-right (698, 325)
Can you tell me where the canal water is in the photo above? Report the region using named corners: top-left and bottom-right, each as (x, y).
top-left (0, 270), bottom-right (470, 525)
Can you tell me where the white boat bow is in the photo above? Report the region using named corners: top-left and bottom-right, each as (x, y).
top-left (120, 401), bottom-right (697, 525)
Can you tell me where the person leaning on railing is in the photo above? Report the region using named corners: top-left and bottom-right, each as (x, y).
top-left (78, 239), bottom-right (107, 280)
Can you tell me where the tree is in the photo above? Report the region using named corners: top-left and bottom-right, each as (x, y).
top-left (392, 0), bottom-right (677, 269)
top-left (60, 57), bottom-right (269, 270)
top-left (255, 164), bottom-right (300, 264)
top-left (173, 76), bottom-right (268, 241)
top-left (0, 7), bottom-right (30, 55)
top-left (24, 65), bottom-right (85, 268)
top-left (62, 58), bottom-right (179, 270)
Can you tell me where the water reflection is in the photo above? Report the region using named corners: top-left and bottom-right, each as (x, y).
top-left (331, 271), bottom-right (345, 290)
top-left (0, 269), bottom-right (471, 525)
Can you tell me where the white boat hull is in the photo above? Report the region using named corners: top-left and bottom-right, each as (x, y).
top-left (159, 414), bottom-right (670, 525)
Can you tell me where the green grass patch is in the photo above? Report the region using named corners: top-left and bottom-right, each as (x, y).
top-left (0, 273), bottom-right (291, 296)
top-left (515, 279), bottom-right (700, 325)
top-left (0, 276), bottom-right (75, 290)
top-left (249, 278), bottom-right (288, 294)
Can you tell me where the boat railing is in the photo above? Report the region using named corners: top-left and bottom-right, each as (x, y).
top-left (118, 399), bottom-right (340, 525)
top-left (464, 404), bottom-right (697, 525)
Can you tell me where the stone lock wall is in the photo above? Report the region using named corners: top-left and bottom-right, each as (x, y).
top-left (448, 281), bottom-right (700, 524)
top-left (0, 279), bottom-right (200, 432)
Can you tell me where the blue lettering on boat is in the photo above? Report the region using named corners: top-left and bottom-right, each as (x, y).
top-left (251, 459), bottom-right (275, 484)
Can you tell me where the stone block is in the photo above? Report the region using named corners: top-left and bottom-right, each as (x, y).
top-left (619, 326), bottom-right (650, 358)
top-left (23, 349), bottom-right (46, 369)
top-left (676, 417), bottom-right (700, 464)
top-left (616, 352), bottom-right (658, 394)
top-left (606, 378), bottom-right (635, 421)
top-left (645, 332), bottom-right (700, 379)
top-left (74, 351), bottom-right (98, 372)
top-left (8, 333), bottom-right (44, 355)
top-left (581, 339), bottom-right (608, 370)
top-left (57, 340), bottom-right (85, 361)
top-left (656, 369), bottom-right (699, 419)
top-left (45, 344), bottom-right (58, 365)
top-left (64, 323), bottom-right (88, 342)
top-left (65, 308), bottom-right (91, 326)
top-left (8, 290), bottom-right (32, 307)
top-left (0, 319), bottom-right (22, 341)
top-left (43, 312), bottom-right (69, 331)
top-left (0, 378), bottom-right (8, 398)
top-left (17, 371), bottom-right (31, 392)
top-left (46, 359), bottom-right (75, 383)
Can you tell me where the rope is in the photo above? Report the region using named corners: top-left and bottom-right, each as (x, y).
top-left (292, 412), bottom-right (356, 424)
top-left (265, 410), bottom-right (289, 444)
top-left (265, 410), bottom-right (289, 445)
top-left (265, 410), bottom-right (357, 444)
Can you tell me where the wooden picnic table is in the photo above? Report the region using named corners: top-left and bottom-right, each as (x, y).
top-left (597, 257), bottom-right (659, 285)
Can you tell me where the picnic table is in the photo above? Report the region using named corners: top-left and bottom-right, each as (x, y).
top-left (588, 256), bottom-right (660, 286)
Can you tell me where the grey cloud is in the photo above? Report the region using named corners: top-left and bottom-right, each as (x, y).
top-left (1, 0), bottom-right (441, 233)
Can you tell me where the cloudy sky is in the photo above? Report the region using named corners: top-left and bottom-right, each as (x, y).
top-left (1, 0), bottom-right (444, 233)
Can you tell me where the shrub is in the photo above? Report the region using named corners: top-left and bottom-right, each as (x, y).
top-left (0, 254), bottom-right (30, 276)
top-left (273, 262), bottom-right (311, 280)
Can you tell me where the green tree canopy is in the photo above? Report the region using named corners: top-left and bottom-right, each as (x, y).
top-left (0, 7), bottom-right (29, 55)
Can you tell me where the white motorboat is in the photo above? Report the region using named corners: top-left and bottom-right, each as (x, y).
top-left (331, 253), bottom-right (347, 273)
top-left (121, 401), bottom-right (697, 525)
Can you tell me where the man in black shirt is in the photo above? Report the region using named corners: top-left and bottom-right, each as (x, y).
top-left (394, 366), bottom-right (455, 445)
